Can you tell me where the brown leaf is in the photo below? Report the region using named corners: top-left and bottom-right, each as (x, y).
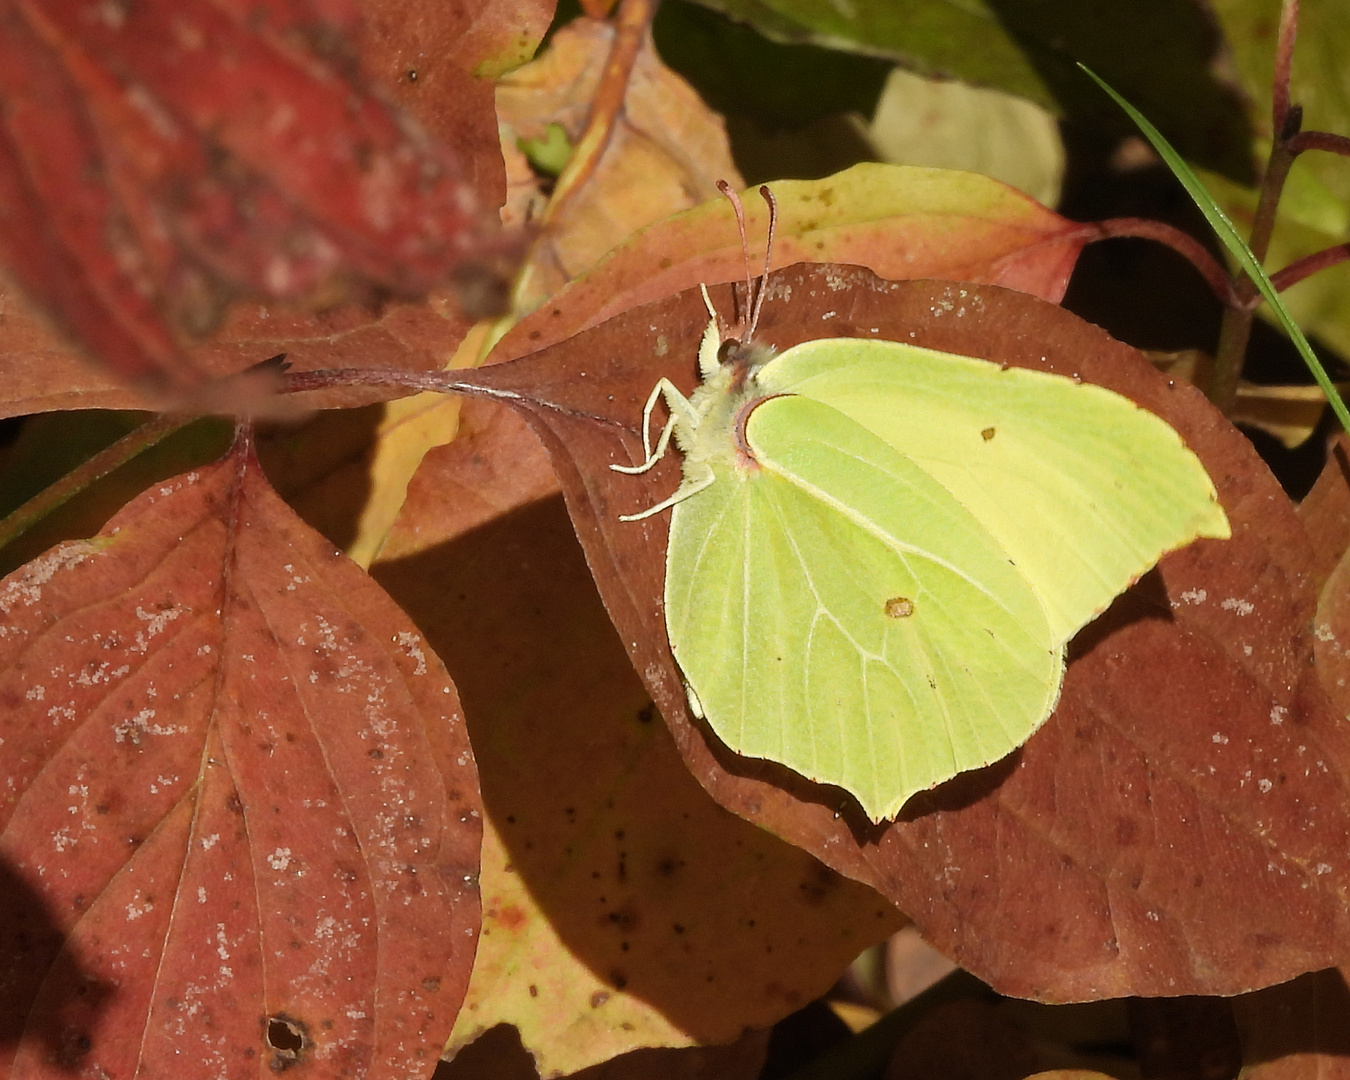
top-left (450, 263), bottom-right (1350, 1000)
top-left (496, 17), bottom-right (743, 309)
top-left (0, 434), bottom-right (480, 1077)
top-left (1299, 433), bottom-right (1350, 591)
top-left (372, 400), bottom-right (901, 1073)
top-left (0, 0), bottom-right (501, 393)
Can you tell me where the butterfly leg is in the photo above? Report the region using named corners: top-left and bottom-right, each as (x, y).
top-left (610, 378), bottom-right (696, 474)
top-left (617, 460), bottom-right (714, 522)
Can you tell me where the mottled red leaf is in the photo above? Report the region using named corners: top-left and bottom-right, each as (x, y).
top-left (449, 263), bottom-right (1350, 1000)
top-left (0, 0), bottom-right (501, 391)
top-left (0, 434), bottom-right (480, 1077)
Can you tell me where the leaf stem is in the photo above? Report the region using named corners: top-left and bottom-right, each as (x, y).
top-left (1269, 242), bottom-right (1350, 292)
top-left (1084, 218), bottom-right (1239, 306)
top-left (1287, 130), bottom-right (1350, 157)
top-left (1210, 137), bottom-right (1296, 414)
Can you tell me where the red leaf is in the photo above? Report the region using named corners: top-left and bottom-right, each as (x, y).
top-left (451, 264), bottom-right (1350, 999)
top-left (0, 0), bottom-right (499, 391)
top-left (0, 434), bottom-right (480, 1077)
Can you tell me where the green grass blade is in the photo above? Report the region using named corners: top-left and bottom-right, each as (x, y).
top-left (1080, 63), bottom-right (1350, 436)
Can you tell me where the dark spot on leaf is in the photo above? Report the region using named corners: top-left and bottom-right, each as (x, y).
top-left (672, 923), bottom-right (685, 934)
top-left (368, 747), bottom-right (384, 759)
top-left (264, 1013), bottom-right (310, 1072)
top-left (981, 426), bottom-right (996, 441)
top-left (604, 903), bottom-right (640, 932)
top-left (422, 977), bottom-right (441, 992)
top-left (226, 794), bottom-right (244, 815)
top-left (636, 702), bottom-right (656, 724)
top-left (798, 864), bottom-right (841, 905)
top-left (610, 969), bottom-right (628, 990)
top-left (589, 991), bottom-right (610, 1008)
top-left (506, 815), bottom-right (516, 825)
top-left (406, 68), bottom-right (418, 82)
top-left (528, 984), bottom-right (538, 998)
top-left (52, 1029), bottom-right (92, 1068)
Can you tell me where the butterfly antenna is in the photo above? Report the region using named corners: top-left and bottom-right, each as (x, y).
top-left (717, 179), bottom-right (755, 339)
top-left (747, 185), bottom-right (777, 342)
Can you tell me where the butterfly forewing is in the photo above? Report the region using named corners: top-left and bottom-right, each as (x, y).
top-left (665, 394), bottom-right (1063, 821)
top-left (758, 341), bottom-right (1230, 646)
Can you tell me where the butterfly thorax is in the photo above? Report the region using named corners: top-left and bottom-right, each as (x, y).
top-left (677, 330), bottom-right (778, 479)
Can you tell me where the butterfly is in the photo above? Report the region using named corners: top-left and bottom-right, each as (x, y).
top-left (613, 184), bottom-right (1230, 821)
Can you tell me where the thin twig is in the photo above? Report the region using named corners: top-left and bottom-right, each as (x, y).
top-left (1084, 217), bottom-right (1241, 306)
top-left (505, 0), bottom-right (659, 318)
top-left (1268, 242), bottom-right (1350, 292)
top-left (1206, 0), bottom-right (1304, 415)
top-left (538, 0), bottom-right (657, 229)
top-left (1272, 0), bottom-right (1299, 137)
top-left (1287, 130), bottom-right (1350, 157)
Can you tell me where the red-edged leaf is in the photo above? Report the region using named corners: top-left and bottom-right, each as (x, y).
top-left (490, 166), bottom-right (1090, 365)
top-left (450, 264), bottom-right (1350, 999)
top-left (0, 434), bottom-right (480, 1077)
top-left (0, 0), bottom-right (500, 391)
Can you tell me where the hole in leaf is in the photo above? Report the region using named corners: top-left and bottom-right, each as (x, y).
top-left (264, 1013), bottom-right (309, 1071)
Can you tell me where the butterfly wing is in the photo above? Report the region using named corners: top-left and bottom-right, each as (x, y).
top-left (666, 394), bottom-right (1061, 821)
top-left (758, 340), bottom-right (1230, 646)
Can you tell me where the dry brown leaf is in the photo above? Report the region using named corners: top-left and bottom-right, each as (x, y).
top-left (497, 17), bottom-right (743, 307)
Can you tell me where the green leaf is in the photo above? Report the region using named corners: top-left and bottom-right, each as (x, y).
top-left (625, 319), bottom-right (1230, 821)
top-left (684, 0), bottom-right (1254, 180)
top-left (1081, 64), bottom-right (1350, 437)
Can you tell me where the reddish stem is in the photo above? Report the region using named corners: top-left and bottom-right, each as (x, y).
top-left (1081, 218), bottom-right (1241, 307)
top-left (1272, 0), bottom-right (1299, 137)
top-left (1269, 243), bottom-right (1350, 292)
top-left (1287, 130), bottom-right (1350, 157)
